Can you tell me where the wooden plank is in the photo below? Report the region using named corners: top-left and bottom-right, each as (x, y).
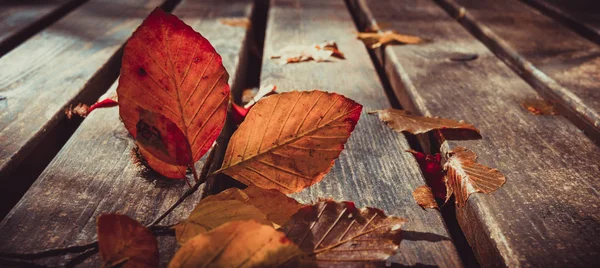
top-left (349, 0), bottom-right (600, 266)
top-left (0, 0), bottom-right (85, 57)
top-left (437, 0), bottom-right (600, 144)
top-left (522, 0), bottom-right (600, 44)
top-left (260, 0), bottom-right (463, 266)
top-left (0, 0), bottom-right (254, 266)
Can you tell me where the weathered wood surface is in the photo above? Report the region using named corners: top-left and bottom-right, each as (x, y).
top-left (349, 0), bottom-right (600, 266)
top-left (0, 0), bottom-right (254, 266)
top-left (522, 0), bottom-right (600, 44)
top-left (0, 0), bottom-right (84, 56)
top-left (437, 0), bottom-right (600, 144)
top-left (260, 0), bottom-right (463, 266)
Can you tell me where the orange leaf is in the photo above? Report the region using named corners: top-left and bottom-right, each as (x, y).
top-left (444, 147), bottom-right (506, 207)
top-left (117, 8), bottom-right (229, 178)
top-left (219, 17), bottom-right (251, 29)
top-left (357, 30), bottom-right (425, 49)
top-left (217, 91), bottom-right (362, 193)
top-left (97, 214), bottom-right (158, 268)
top-left (370, 108), bottom-right (480, 135)
top-left (521, 98), bottom-right (558, 115)
top-left (280, 200), bottom-right (406, 265)
top-left (169, 220), bottom-right (303, 268)
top-left (413, 185), bottom-right (439, 210)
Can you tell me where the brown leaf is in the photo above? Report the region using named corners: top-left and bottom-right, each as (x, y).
top-left (271, 41), bottom-right (344, 65)
top-left (65, 103), bottom-right (89, 119)
top-left (280, 200), bottom-right (406, 266)
top-left (219, 17), bottom-right (251, 29)
top-left (174, 200), bottom-right (269, 245)
top-left (357, 30), bottom-right (425, 49)
top-left (117, 8), bottom-right (229, 178)
top-left (241, 84), bottom-right (277, 109)
top-left (97, 214), bottom-right (158, 268)
top-left (370, 108), bottom-right (480, 136)
top-left (522, 98), bottom-right (558, 115)
top-left (202, 186), bottom-right (304, 227)
top-left (169, 220), bottom-right (304, 268)
top-left (217, 91), bottom-right (362, 194)
top-left (444, 147), bottom-right (506, 207)
top-left (413, 185), bottom-right (439, 210)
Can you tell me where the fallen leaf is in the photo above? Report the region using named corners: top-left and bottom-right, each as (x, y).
top-left (232, 84), bottom-right (277, 124)
top-left (522, 98), bottom-right (558, 115)
top-left (444, 147), bottom-right (506, 207)
top-left (65, 103), bottom-right (89, 119)
top-left (406, 150), bottom-right (446, 199)
top-left (357, 30), bottom-right (424, 49)
top-left (413, 185), bottom-right (439, 210)
top-left (175, 199), bottom-right (270, 245)
top-left (219, 17), bottom-right (251, 29)
top-left (169, 220), bottom-right (303, 268)
top-left (370, 108), bottom-right (480, 135)
top-left (117, 8), bottom-right (229, 178)
top-left (217, 90), bottom-right (362, 194)
top-left (202, 186), bottom-right (304, 227)
top-left (271, 41), bottom-right (344, 65)
top-left (280, 200), bottom-right (406, 265)
top-left (97, 214), bottom-right (158, 268)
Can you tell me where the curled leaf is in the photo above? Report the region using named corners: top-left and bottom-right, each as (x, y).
top-left (169, 220), bottom-right (303, 268)
top-left (444, 147), bottom-right (506, 207)
top-left (271, 41), bottom-right (345, 65)
top-left (97, 214), bottom-right (158, 268)
top-left (280, 200), bottom-right (406, 265)
top-left (357, 30), bottom-right (424, 49)
top-left (218, 90), bottom-right (362, 194)
top-left (65, 97), bottom-right (119, 119)
top-left (232, 84), bottom-right (277, 124)
top-left (117, 8), bottom-right (229, 178)
top-left (406, 150), bottom-right (446, 199)
top-left (522, 98), bottom-right (558, 115)
top-left (219, 17), bottom-right (251, 29)
top-left (413, 185), bottom-right (439, 210)
top-left (370, 108), bottom-right (480, 136)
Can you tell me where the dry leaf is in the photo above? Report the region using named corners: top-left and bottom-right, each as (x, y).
top-left (217, 90), bottom-right (361, 194)
top-left (219, 17), bottom-right (251, 29)
top-left (370, 108), bottom-right (480, 135)
top-left (97, 214), bottom-right (158, 268)
top-left (65, 97), bottom-right (119, 119)
top-left (522, 98), bottom-right (558, 115)
top-left (413, 185), bottom-right (439, 210)
top-left (117, 8), bottom-right (229, 178)
top-left (202, 186), bottom-right (304, 227)
top-left (280, 200), bottom-right (406, 266)
top-left (175, 200), bottom-right (270, 245)
top-left (406, 150), bottom-right (446, 199)
top-left (232, 84), bottom-right (277, 124)
top-left (357, 30), bottom-right (424, 49)
top-left (271, 41), bottom-right (344, 65)
top-left (169, 220), bottom-right (303, 268)
top-left (65, 103), bottom-right (89, 119)
top-left (444, 147), bottom-right (506, 207)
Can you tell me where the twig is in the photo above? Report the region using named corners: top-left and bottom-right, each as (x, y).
top-left (0, 242), bottom-right (97, 260)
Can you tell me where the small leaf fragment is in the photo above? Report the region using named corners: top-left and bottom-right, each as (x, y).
top-left (169, 220), bottom-right (304, 268)
top-left (65, 97), bottom-right (118, 119)
top-left (271, 41), bottom-right (345, 65)
top-left (357, 30), bottom-right (425, 49)
top-left (370, 108), bottom-right (480, 136)
top-left (444, 147), bottom-right (506, 207)
top-left (219, 17), bottom-right (251, 29)
top-left (232, 84), bottom-right (277, 124)
top-left (280, 200), bottom-right (406, 266)
top-left (413, 185), bottom-right (439, 210)
top-left (522, 98), bottom-right (558, 115)
top-left (97, 214), bottom-right (158, 268)
top-left (406, 150), bottom-right (446, 199)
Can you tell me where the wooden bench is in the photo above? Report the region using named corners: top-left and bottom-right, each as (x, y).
top-left (0, 0), bottom-right (598, 267)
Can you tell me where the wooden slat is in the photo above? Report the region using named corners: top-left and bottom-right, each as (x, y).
top-left (0, 0), bottom-right (254, 266)
top-left (522, 0), bottom-right (600, 44)
top-left (0, 0), bottom-right (85, 56)
top-left (349, 0), bottom-right (600, 266)
top-left (260, 0), bottom-right (463, 266)
top-left (436, 0), bottom-right (600, 144)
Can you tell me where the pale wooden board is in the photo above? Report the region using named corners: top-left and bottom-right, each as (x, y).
top-left (0, 0), bottom-right (84, 56)
top-left (349, 0), bottom-right (600, 266)
top-left (0, 0), bottom-right (254, 266)
top-left (259, 0), bottom-right (463, 266)
top-left (437, 0), bottom-right (600, 144)
top-left (523, 0), bottom-right (600, 44)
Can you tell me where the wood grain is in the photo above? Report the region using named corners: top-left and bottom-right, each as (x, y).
top-left (0, 0), bottom-right (254, 266)
top-left (0, 0), bottom-right (85, 57)
top-left (437, 0), bottom-right (600, 144)
top-left (350, 0), bottom-right (600, 266)
top-left (259, 0), bottom-right (463, 266)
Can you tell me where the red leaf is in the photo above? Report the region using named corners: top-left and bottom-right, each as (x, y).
top-left (407, 149), bottom-right (446, 199)
top-left (117, 8), bottom-right (229, 178)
